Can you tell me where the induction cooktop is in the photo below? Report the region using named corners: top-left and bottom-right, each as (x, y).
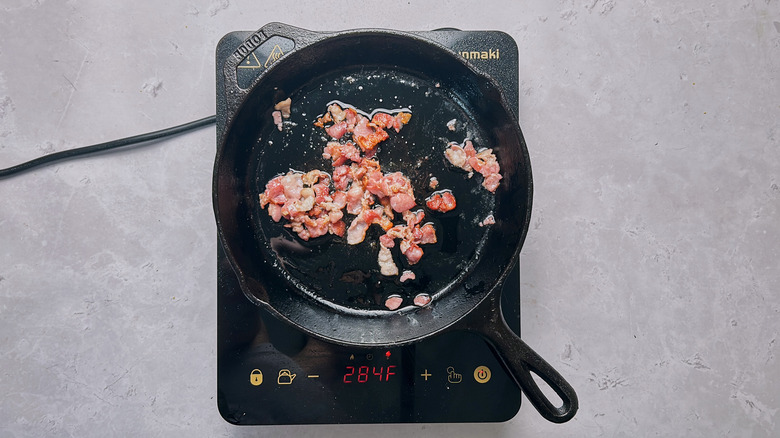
top-left (215, 27), bottom-right (523, 425)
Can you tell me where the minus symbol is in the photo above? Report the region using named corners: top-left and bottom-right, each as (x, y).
top-left (307, 375), bottom-right (320, 378)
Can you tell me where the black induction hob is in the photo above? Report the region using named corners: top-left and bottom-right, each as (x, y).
top-left (216, 27), bottom-right (523, 425)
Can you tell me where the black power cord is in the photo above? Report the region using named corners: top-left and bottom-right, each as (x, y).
top-left (0, 115), bottom-right (216, 179)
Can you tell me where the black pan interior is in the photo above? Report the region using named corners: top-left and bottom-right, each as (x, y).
top-left (256, 67), bottom-right (498, 311)
top-left (215, 31), bottom-right (531, 345)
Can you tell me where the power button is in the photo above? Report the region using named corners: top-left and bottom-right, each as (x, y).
top-left (474, 365), bottom-right (491, 383)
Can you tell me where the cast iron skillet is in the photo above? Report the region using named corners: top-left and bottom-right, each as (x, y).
top-left (214, 23), bottom-right (578, 423)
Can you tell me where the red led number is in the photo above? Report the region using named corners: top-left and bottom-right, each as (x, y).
top-left (342, 365), bottom-right (397, 383)
top-left (343, 366), bottom-right (355, 383)
top-left (358, 366), bottom-right (369, 383)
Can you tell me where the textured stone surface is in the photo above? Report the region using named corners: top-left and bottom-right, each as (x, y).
top-left (1, 1), bottom-right (778, 436)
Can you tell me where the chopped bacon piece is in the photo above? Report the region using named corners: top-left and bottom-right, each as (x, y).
top-left (371, 112), bottom-right (396, 129)
top-left (344, 108), bottom-right (359, 127)
top-left (413, 293), bottom-right (431, 307)
top-left (378, 245), bottom-right (399, 276)
top-left (329, 220), bottom-right (346, 237)
top-left (418, 223), bottom-right (437, 245)
top-left (272, 110), bottom-right (283, 131)
top-left (370, 111), bottom-right (411, 133)
top-left (328, 104), bottom-right (346, 122)
top-left (445, 139), bottom-right (502, 192)
top-left (379, 233), bottom-right (395, 248)
top-left (395, 112), bottom-right (412, 127)
top-left (479, 214), bottom-right (496, 227)
top-left (379, 211), bottom-right (436, 266)
top-left (313, 111), bottom-right (332, 128)
top-left (304, 215), bottom-right (330, 239)
top-left (444, 143), bottom-right (470, 171)
top-left (281, 173), bottom-right (303, 200)
top-left (482, 174), bottom-right (502, 192)
top-left (346, 208), bottom-right (383, 245)
top-left (323, 141), bottom-right (361, 167)
top-left (403, 243), bottom-right (424, 265)
top-left (385, 295), bottom-right (403, 310)
top-left (274, 98), bottom-right (292, 118)
top-left (332, 165), bottom-right (352, 190)
top-left (426, 190), bottom-right (457, 213)
top-left (325, 121), bottom-right (348, 139)
top-left (258, 175), bottom-right (284, 207)
top-left (345, 184), bottom-right (365, 215)
top-left (429, 177), bottom-right (439, 189)
top-left (267, 203), bottom-right (282, 222)
top-left (331, 190), bottom-right (347, 209)
top-left (352, 116), bottom-right (389, 152)
top-left (390, 193), bottom-right (416, 213)
top-left (346, 214), bottom-right (371, 245)
top-left (399, 270), bottom-right (416, 283)
top-left (365, 169), bottom-right (387, 197)
top-left (463, 140), bottom-right (477, 159)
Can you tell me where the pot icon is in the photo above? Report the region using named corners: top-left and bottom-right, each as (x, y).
top-left (277, 369), bottom-right (296, 385)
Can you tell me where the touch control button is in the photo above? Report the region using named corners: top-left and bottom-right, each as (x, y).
top-left (474, 365), bottom-right (491, 383)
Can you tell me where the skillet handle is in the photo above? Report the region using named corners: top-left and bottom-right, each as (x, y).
top-left (222, 23), bottom-right (322, 112)
top-left (464, 294), bottom-right (578, 423)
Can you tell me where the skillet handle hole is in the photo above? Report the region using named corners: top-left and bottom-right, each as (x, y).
top-left (530, 370), bottom-right (564, 408)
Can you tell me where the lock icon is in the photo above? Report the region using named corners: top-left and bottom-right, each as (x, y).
top-left (277, 369), bottom-right (296, 385)
top-left (249, 369), bottom-right (263, 386)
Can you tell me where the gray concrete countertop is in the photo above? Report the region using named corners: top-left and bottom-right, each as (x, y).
top-left (1, 1), bottom-right (778, 436)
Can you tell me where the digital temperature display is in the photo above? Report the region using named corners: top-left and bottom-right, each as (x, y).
top-left (342, 365), bottom-right (397, 383)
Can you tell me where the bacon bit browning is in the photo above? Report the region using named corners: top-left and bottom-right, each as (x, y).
top-left (429, 177), bottom-right (439, 189)
top-left (426, 190), bottom-right (457, 213)
top-left (446, 118), bottom-right (457, 131)
top-left (352, 117), bottom-right (389, 152)
top-left (316, 103), bottom-right (411, 153)
top-left (313, 111), bottom-right (331, 128)
top-left (445, 139), bottom-right (503, 193)
top-left (371, 112), bottom-right (412, 133)
top-left (274, 98), bottom-right (292, 118)
top-left (399, 270), bottom-right (416, 283)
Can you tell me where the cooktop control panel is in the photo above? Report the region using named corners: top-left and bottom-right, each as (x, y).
top-left (217, 245), bottom-right (522, 424)
top-left (216, 28), bottom-right (522, 425)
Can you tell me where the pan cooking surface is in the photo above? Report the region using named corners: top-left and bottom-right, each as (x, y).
top-left (252, 67), bottom-right (497, 311)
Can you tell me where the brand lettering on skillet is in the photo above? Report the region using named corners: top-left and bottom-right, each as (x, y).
top-left (232, 34), bottom-right (264, 62)
top-left (460, 49), bottom-right (500, 60)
